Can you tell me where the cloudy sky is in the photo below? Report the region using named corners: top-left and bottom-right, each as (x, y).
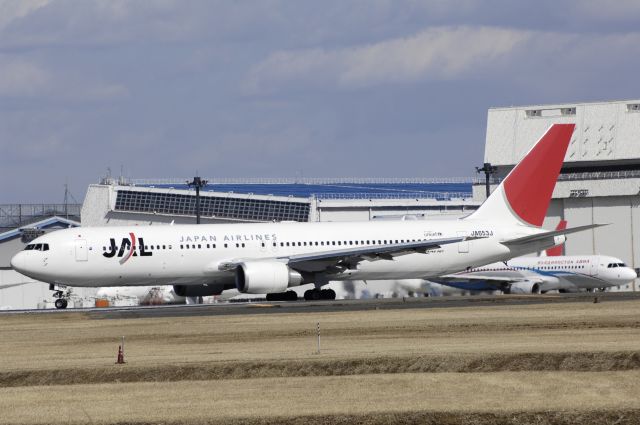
top-left (1, 0), bottom-right (639, 202)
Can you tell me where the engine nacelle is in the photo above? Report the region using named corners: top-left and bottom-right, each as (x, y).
top-left (508, 281), bottom-right (540, 294)
top-left (235, 262), bottom-right (303, 294)
top-left (173, 284), bottom-right (224, 297)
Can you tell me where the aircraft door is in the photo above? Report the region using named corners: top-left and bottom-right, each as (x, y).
top-left (457, 231), bottom-right (469, 253)
top-left (590, 257), bottom-right (599, 276)
top-left (75, 239), bottom-right (88, 262)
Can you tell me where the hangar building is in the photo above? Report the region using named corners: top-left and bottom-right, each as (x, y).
top-left (81, 178), bottom-right (478, 226)
top-left (473, 99), bottom-right (640, 291)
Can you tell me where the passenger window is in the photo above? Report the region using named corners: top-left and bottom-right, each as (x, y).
top-left (180, 245), bottom-right (184, 249)
top-left (198, 244), bottom-right (201, 249)
top-left (185, 245), bottom-right (189, 249)
top-left (224, 244), bottom-right (228, 248)
top-left (242, 243), bottom-right (245, 248)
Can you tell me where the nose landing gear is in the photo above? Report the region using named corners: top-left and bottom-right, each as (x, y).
top-left (50, 284), bottom-right (71, 309)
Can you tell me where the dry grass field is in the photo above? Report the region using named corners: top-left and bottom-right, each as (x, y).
top-left (0, 298), bottom-right (639, 424)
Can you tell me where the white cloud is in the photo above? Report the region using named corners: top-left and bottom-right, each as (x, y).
top-left (0, 58), bottom-right (50, 96)
top-left (0, 55), bottom-right (128, 101)
top-left (245, 26), bottom-right (530, 93)
top-left (0, 0), bottom-right (51, 30)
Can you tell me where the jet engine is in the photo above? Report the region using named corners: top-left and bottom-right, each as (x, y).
top-left (507, 281), bottom-right (541, 294)
top-left (235, 262), bottom-right (303, 294)
top-left (173, 284), bottom-right (224, 297)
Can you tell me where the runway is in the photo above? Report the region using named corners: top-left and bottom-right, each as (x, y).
top-left (1, 292), bottom-right (639, 424)
top-left (2, 291), bottom-right (640, 319)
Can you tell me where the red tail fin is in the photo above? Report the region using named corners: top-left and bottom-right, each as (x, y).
top-left (545, 220), bottom-right (567, 256)
top-left (467, 124), bottom-right (575, 227)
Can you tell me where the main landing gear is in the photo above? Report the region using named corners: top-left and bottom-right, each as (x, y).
top-left (266, 291), bottom-right (298, 301)
top-left (50, 284), bottom-right (70, 309)
top-left (303, 288), bottom-right (336, 301)
top-left (265, 288), bottom-right (337, 301)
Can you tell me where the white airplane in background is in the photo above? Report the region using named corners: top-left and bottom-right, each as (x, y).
top-left (395, 221), bottom-right (636, 295)
top-left (12, 124), bottom-right (601, 309)
top-left (430, 224), bottom-right (636, 294)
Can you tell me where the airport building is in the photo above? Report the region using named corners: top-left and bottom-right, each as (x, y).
top-left (474, 99), bottom-right (640, 291)
top-left (81, 178), bottom-right (478, 226)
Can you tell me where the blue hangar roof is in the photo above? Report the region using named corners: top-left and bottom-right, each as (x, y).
top-left (129, 179), bottom-right (474, 200)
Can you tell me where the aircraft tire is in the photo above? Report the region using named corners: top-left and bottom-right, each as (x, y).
top-left (55, 299), bottom-right (68, 309)
top-left (304, 289), bottom-right (321, 301)
top-left (320, 289), bottom-right (336, 300)
top-left (285, 290), bottom-right (298, 301)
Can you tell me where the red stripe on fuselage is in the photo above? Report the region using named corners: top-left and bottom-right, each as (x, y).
top-left (503, 124), bottom-right (574, 227)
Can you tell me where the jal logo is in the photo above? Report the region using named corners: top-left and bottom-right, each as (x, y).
top-left (103, 232), bottom-right (152, 264)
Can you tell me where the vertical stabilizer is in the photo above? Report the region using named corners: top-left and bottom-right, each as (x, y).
top-left (545, 220), bottom-right (567, 256)
top-left (467, 124), bottom-right (575, 227)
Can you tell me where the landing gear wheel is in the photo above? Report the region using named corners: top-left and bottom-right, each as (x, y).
top-left (54, 298), bottom-right (68, 309)
top-left (285, 290), bottom-right (298, 301)
top-left (320, 289), bottom-right (336, 300)
top-left (304, 289), bottom-right (336, 301)
top-left (266, 291), bottom-right (299, 302)
top-left (304, 289), bottom-right (321, 301)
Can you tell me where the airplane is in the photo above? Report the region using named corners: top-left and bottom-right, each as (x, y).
top-left (12, 123), bottom-right (600, 309)
top-left (428, 219), bottom-right (636, 294)
top-left (430, 255), bottom-right (636, 294)
top-left (392, 221), bottom-right (636, 295)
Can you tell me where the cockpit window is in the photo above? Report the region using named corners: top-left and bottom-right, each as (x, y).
top-left (23, 243), bottom-right (49, 251)
top-left (618, 263), bottom-right (626, 267)
top-left (607, 263), bottom-right (620, 268)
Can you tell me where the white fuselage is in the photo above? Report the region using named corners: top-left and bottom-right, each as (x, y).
top-left (11, 220), bottom-right (555, 289)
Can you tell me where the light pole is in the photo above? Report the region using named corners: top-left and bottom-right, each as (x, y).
top-left (187, 176), bottom-right (208, 224)
top-left (475, 162), bottom-right (497, 199)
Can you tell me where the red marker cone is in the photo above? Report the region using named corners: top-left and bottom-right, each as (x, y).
top-left (116, 345), bottom-right (125, 364)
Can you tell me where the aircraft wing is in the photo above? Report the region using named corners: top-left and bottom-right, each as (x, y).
top-left (432, 269), bottom-right (547, 292)
top-left (0, 282), bottom-right (30, 290)
top-left (501, 224), bottom-right (606, 246)
top-left (217, 236), bottom-right (464, 274)
top-left (556, 273), bottom-right (615, 289)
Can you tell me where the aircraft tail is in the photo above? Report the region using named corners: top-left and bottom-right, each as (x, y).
top-left (545, 220), bottom-right (567, 256)
top-left (466, 124), bottom-right (575, 227)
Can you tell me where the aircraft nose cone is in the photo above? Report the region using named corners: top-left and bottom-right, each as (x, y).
top-left (10, 252), bottom-right (25, 273)
top-left (625, 268), bottom-right (638, 281)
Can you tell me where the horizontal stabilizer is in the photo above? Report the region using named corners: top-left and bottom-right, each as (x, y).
top-left (501, 224), bottom-right (606, 246)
